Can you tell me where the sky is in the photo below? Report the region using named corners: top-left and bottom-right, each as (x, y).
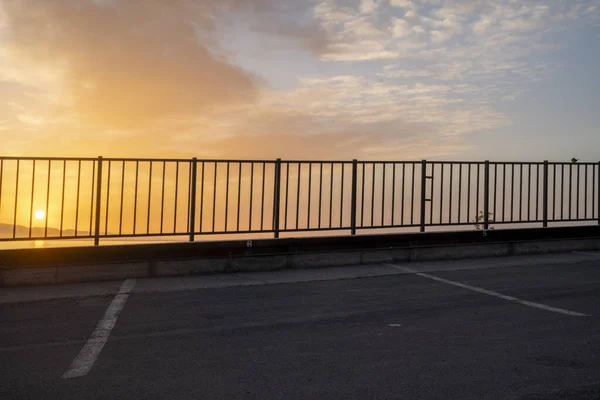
top-left (1, 0), bottom-right (600, 161)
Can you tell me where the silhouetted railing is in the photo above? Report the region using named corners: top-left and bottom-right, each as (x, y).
top-left (0, 156), bottom-right (598, 245)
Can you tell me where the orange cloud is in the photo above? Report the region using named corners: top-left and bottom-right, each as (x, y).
top-left (3, 0), bottom-right (260, 128)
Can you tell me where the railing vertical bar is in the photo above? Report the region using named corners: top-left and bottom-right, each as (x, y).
top-left (411, 163), bottom-right (416, 225)
top-left (391, 163), bottom-right (396, 226)
top-left (212, 162), bottom-right (219, 232)
top-left (584, 164), bottom-right (588, 219)
top-left (458, 163), bottom-right (462, 223)
top-left (381, 163), bottom-right (386, 226)
top-left (593, 163), bottom-right (597, 220)
top-left (89, 161), bottom-right (96, 236)
top-left (467, 164), bottom-right (471, 224)
top-left (493, 163), bottom-right (498, 225)
top-left (568, 164), bottom-right (573, 220)
top-left (518, 164), bottom-right (523, 221)
top-left (510, 165), bottom-right (515, 222)
top-left (188, 158), bottom-right (197, 241)
top-left (160, 161), bottom-right (166, 234)
top-left (476, 163), bottom-right (480, 223)
top-left (543, 161), bottom-right (548, 227)
top-left (318, 163), bottom-right (323, 229)
top-left (224, 162), bottom-right (230, 232)
top-left (236, 162), bottom-right (242, 232)
top-left (13, 160), bottom-right (20, 238)
top-left (361, 163), bottom-right (365, 227)
top-left (28, 160), bottom-right (36, 238)
top-left (350, 160), bottom-right (358, 235)
top-left (307, 163), bottom-right (312, 229)
top-left (429, 164), bottom-right (434, 223)
top-left (212, 162), bottom-right (217, 233)
top-left (371, 163), bottom-right (375, 227)
top-left (187, 161), bottom-right (192, 233)
top-left (260, 162), bottom-right (265, 231)
top-left (249, 162), bottom-right (254, 231)
top-left (535, 164), bottom-right (539, 221)
top-left (273, 159), bottom-right (281, 237)
top-left (561, 165), bottom-right (565, 220)
top-left (553, 164), bottom-right (557, 221)
top-left (401, 163), bottom-right (406, 225)
top-left (199, 162), bottom-right (205, 234)
top-left (568, 164), bottom-right (572, 220)
top-left (329, 162), bottom-right (334, 229)
top-left (419, 160), bottom-right (427, 232)
top-left (439, 163), bottom-right (444, 224)
top-left (449, 164), bottom-right (453, 224)
top-left (117, 162), bottom-right (125, 235)
top-left (75, 160), bottom-right (81, 236)
top-left (93, 157), bottom-right (103, 246)
top-left (483, 161), bottom-right (490, 230)
top-left (527, 164), bottom-right (531, 221)
top-left (59, 160), bottom-right (66, 236)
top-left (597, 162), bottom-right (600, 224)
top-left (146, 161), bottom-right (153, 234)
top-left (104, 160), bottom-right (112, 235)
top-left (296, 162), bottom-right (301, 230)
top-left (0, 160), bottom-right (3, 220)
top-left (284, 162), bottom-right (290, 230)
top-left (338, 163), bottom-right (344, 228)
top-left (132, 161), bottom-right (139, 235)
top-left (502, 164), bottom-right (506, 222)
top-left (576, 164), bottom-right (580, 220)
top-left (173, 162), bottom-right (179, 233)
top-left (55, 160), bottom-right (62, 237)
top-left (44, 160), bottom-right (51, 237)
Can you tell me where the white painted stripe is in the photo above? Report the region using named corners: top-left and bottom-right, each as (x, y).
top-left (386, 264), bottom-right (588, 317)
top-left (62, 279), bottom-right (136, 379)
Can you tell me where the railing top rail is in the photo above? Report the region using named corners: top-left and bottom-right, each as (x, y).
top-left (280, 160), bottom-right (356, 164)
top-left (546, 161), bottom-right (599, 166)
top-left (103, 158), bottom-right (279, 163)
top-left (1, 156), bottom-right (597, 165)
top-left (0, 156), bottom-right (99, 161)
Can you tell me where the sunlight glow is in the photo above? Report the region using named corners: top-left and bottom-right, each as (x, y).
top-left (34, 209), bottom-right (45, 220)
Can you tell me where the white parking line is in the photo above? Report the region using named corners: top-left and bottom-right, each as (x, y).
top-left (386, 264), bottom-right (589, 317)
top-left (62, 279), bottom-right (136, 379)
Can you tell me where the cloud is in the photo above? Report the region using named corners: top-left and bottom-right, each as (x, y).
top-left (1, 0), bottom-right (598, 161)
top-left (313, 0), bottom-right (599, 63)
top-left (360, 0), bottom-right (378, 14)
top-left (184, 115), bottom-right (464, 160)
top-left (393, 18), bottom-right (411, 37)
top-left (389, 0), bottom-right (415, 9)
top-left (0, 0), bottom-right (269, 129)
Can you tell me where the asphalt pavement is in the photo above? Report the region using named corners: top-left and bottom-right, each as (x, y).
top-left (1, 252), bottom-right (600, 399)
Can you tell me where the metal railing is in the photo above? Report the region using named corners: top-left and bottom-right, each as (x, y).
top-left (0, 156), bottom-right (598, 245)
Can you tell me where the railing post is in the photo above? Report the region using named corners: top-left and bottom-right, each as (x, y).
top-left (483, 161), bottom-right (490, 230)
top-left (189, 157), bottom-right (197, 242)
top-left (273, 159), bottom-right (282, 238)
top-left (350, 159), bottom-right (358, 235)
top-left (543, 160), bottom-right (549, 227)
top-left (597, 161), bottom-right (600, 226)
top-left (420, 160), bottom-right (427, 232)
top-left (93, 156), bottom-right (103, 246)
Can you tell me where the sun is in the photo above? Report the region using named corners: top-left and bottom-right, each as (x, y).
top-left (34, 209), bottom-right (45, 220)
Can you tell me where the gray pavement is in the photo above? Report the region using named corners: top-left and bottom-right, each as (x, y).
top-left (1, 252), bottom-right (600, 399)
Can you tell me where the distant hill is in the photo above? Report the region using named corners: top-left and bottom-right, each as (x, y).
top-left (0, 223), bottom-right (89, 238)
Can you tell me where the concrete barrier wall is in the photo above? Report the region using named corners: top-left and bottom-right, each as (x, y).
top-left (2, 236), bottom-right (600, 287)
